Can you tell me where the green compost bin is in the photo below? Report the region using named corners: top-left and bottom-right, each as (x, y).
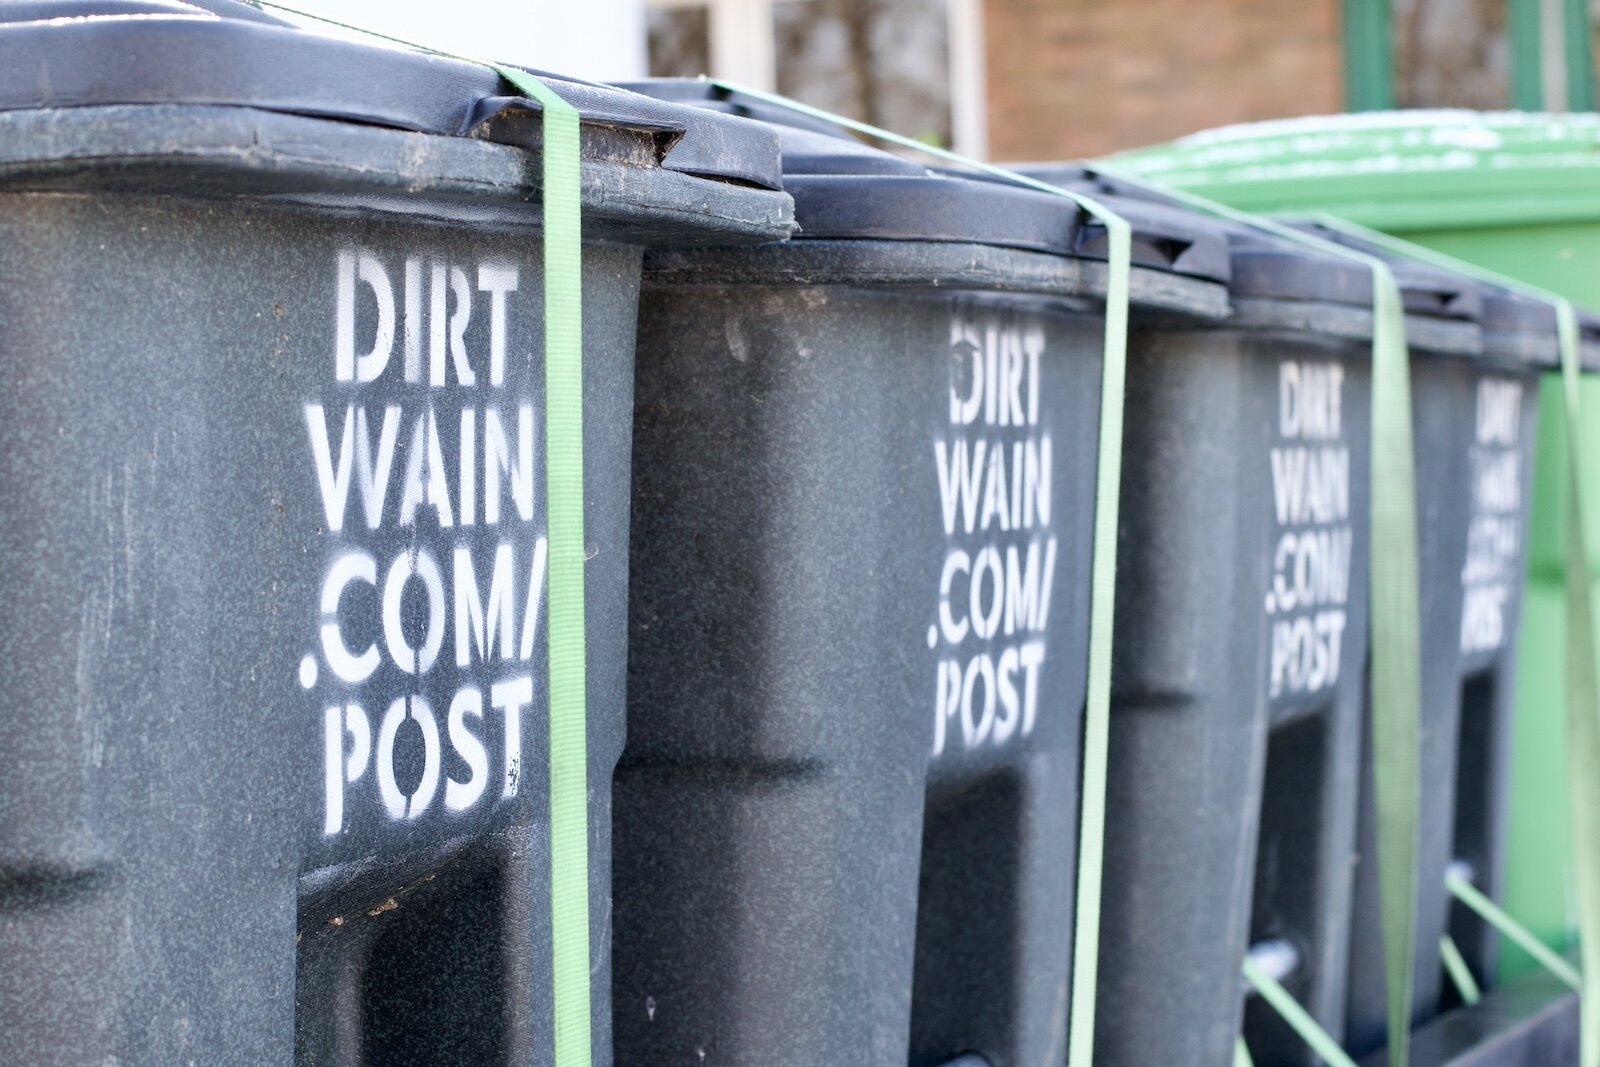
top-left (1111, 110), bottom-right (1600, 981)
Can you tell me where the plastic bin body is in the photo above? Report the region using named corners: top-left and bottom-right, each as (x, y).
top-left (613, 90), bottom-right (1229, 1066)
top-left (1448, 304), bottom-right (1551, 994)
top-left (1239, 319), bottom-right (1375, 1067)
top-left (1240, 264), bottom-right (1480, 1065)
top-left (622, 249), bottom-right (1101, 1065)
top-left (1003, 169), bottom-right (1380, 1067)
top-left (1113, 113), bottom-right (1600, 979)
top-left (0, 12), bottom-right (792, 1065)
top-left (1338, 286), bottom-right (1550, 1057)
top-left (1354, 302), bottom-right (1569, 1066)
top-left (1113, 318), bottom-right (1372, 1067)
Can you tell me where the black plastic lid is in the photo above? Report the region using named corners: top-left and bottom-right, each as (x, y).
top-left (617, 79), bottom-right (1229, 279)
top-left (1013, 163), bottom-right (1497, 327)
top-left (612, 75), bottom-right (850, 139)
top-left (1012, 163), bottom-right (1402, 309)
top-left (1579, 309), bottom-right (1600, 370)
top-left (1482, 290), bottom-right (1558, 334)
top-left (1283, 220), bottom-right (1484, 323)
top-left (0, 2), bottom-right (783, 186)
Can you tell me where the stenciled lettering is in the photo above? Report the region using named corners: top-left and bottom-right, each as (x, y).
top-left (312, 249), bottom-right (546, 835)
top-left (1267, 362), bottom-right (1353, 698)
top-left (932, 311), bottom-right (1056, 756)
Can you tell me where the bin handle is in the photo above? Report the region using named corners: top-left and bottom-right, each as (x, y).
top-left (466, 93), bottom-right (686, 163)
top-left (1074, 222), bottom-right (1197, 273)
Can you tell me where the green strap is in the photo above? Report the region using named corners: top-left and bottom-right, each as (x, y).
top-left (1234, 1037), bottom-right (1256, 1067)
top-left (1242, 956), bottom-right (1362, 1067)
top-left (1447, 870), bottom-right (1582, 992)
top-left (1557, 297), bottom-right (1600, 1067)
top-left (1440, 935), bottom-right (1483, 1006)
top-left (248, 8), bottom-right (593, 1063)
top-left (1093, 165), bottom-right (1423, 1067)
top-left (494, 67), bottom-right (592, 1067)
top-left (1065, 194), bottom-right (1128, 1067)
top-left (702, 79), bottom-right (1131, 1067)
top-left (1364, 252), bottom-right (1424, 1067)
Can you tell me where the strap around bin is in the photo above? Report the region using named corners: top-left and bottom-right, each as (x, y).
top-left (493, 66), bottom-right (593, 1067)
top-left (701, 78), bottom-right (1135, 1067)
top-left (1241, 955), bottom-right (1361, 1067)
top-left (1447, 868), bottom-right (1583, 992)
top-left (247, 7), bottom-right (596, 1065)
top-left (1439, 934), bottom-right (1483, 1007)
top-left (1297, 216), bottom-right (1600, 1067)
top-left (1092, 164), bottom-right (1425, 1067)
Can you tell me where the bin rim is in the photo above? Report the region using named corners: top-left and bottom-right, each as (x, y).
top-left (0, 103), bottom-right (797, 246)
top-left (0, 1), bottom-right (786, 190)
top-left (1010, 161), bottom-right (1500, 362)
top-left (1108, 110), bottom-right (1600, 232)
top-left (618, 79), bottom-right (1232, 286)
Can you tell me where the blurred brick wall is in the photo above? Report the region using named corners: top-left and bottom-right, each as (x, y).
top-left (984, 0), bottom-right (1345, 160)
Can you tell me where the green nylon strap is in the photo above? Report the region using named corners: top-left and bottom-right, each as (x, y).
top-left (247, 7), bottom-right (593, 1063)
top-left (1292, 216), bottom-right (1600, 1067)
top-left (493, 67), bottom-right (592, 1067)
top-left (1558, 295), bottom-right (1600, 1066)
top-left (702, 79), bottom-right (1131, 1067)
top-left (1242, 956), bottom-right (1362, 1067)
top-left (1447, 870), bottom-right (1583, 991)
top-left (1093, 165), bottom-right (1424, 1067)
top-left (1440, 934), bottom-right (1483, 1006)
top-left (1364, 246), bottom-right (1424, 1067)
top-left (1234, 1036), bottom-right (1255, 1067)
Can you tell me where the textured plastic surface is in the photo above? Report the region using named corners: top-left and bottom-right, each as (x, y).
top-left (614, 95), bottom-right (1223, 1065)
top-left (622, 265), bottom-right (1102, 1065)
top-left (0, 31), bottom-right (791, 1067)
top-left (1356, 967), bottom-right (1580, 1067)
top-left (1109, 110), bottom-right (1600, 987)
top-left (1011, 164), bottom-right (1486, 1067)
top-left (1343, 298), bottom-right (1540, 1058)
top-left (1100, 320), bottom-right (1372, 1067)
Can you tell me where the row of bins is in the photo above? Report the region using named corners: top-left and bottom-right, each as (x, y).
top-left (616, 93), bottom-right (1597, 1065)
top-left (0, 6), bottom-right (1590, 1064)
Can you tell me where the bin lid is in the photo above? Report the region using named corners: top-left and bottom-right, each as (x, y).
top-left (1580, 309), bottom-right (1600, 371)
top-left (1482, 290), bottom-right (1556, 335)
top-left (1013, 162), bottom-right (1493, 335)
top-left (1479, 289), bottom-right (1562, 368)
top-left (1011, 163), bottom-right (1375, 307)
top-left (1278, 220), bottom-right (1484, 321)
top-left (1105, 110), bottom-right (1600, 232)
top-left (0, 0), bottom-right (782, 187)
top-left (615, 79), bottom-right (1230, 282)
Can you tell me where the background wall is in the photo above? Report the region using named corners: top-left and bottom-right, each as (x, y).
top-left (982, 0), bottom-right (1345, 161)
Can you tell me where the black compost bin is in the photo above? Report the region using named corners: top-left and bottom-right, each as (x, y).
top-left (1011, 166), bottom-right (1386, 1067)
top-left (611, 81), bottom-right (1228, 1066)
top-left (1238, 223), bottom-right (1484, 1067)
top-left (1329, 239), bottom-right (1583, 1061)
top-left (0, 7), bottom-right (793, 1066)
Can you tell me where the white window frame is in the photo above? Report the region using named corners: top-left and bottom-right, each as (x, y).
top-left (645, 0), bottom-right (988, 157)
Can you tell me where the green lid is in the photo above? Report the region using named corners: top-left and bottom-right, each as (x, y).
top-left (1110, 111), bottom-right (1600, 232)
